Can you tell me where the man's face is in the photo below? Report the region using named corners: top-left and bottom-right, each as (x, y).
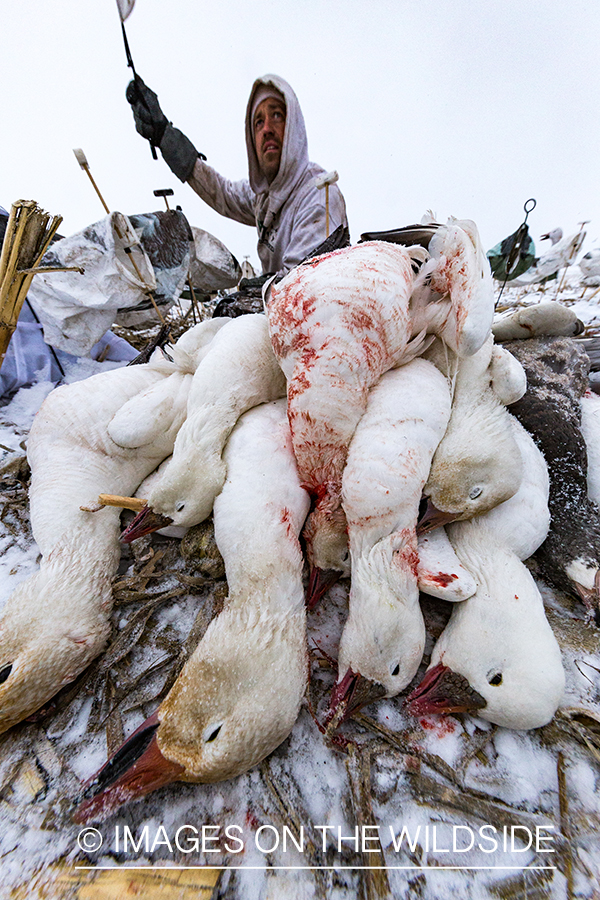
top-left (253, 97), bottom-right (286, 183)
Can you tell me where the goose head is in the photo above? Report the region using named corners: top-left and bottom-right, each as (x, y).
top-left (0, 538), bottom-right (115, 734)
top-left (420, 397), bottom-right (524, 532)
top-left (121, 416), bottom-right (227, 541)
top-left (303, 503), bottom-right (350, 607)
top-left (408, 525), bottom-right (565, 730)
top-left (328, 531), bottom-right (425, 726)
top-left (74, 600), bottom-right (307, 822)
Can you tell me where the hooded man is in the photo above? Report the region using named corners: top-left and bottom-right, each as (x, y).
top-left (127, 74), bottom-right (349, 275)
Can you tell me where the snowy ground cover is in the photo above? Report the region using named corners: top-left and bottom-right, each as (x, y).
top-left (0, 270), bottom-right (599, 899)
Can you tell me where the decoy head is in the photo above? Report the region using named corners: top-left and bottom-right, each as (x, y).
top-left (540, 228), bottom-right (563, 245)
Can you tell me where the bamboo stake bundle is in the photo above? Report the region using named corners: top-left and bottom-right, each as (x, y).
top-left (0, 200), bottom-right (63, 369)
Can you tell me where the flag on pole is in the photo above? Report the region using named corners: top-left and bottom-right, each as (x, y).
top-left (116, 0), bottom-right (136, 22)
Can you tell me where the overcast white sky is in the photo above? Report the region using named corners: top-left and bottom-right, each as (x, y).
top-left (3, 1), bottom-right (599, 272)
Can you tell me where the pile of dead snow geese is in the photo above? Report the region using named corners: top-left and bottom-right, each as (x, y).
top-left (0, 218), bottom-right (597, 823)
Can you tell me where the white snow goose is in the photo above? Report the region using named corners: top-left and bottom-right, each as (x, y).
top-left (326, 359), bottom-right (451, 725)
top-left (407, 518), bottom-right (564, 731)
top-left (74, 399), bottom-right (310, 822)
top-left (408, 421), bottom-right (562, 731)
top-left (122, 313), bottom-right (286, 541)
top-left (0, 320), bottom-right (223, 734)
top-left (418, 335), bottom-right (526, 533)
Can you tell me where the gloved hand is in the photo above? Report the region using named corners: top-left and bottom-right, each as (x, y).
top-left (125, 77), bottom-right (205, 182)
top-left (126, 77), bottom-right (168, 146)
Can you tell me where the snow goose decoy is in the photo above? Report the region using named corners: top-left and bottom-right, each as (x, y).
top-left (492, 301), bottom-right (584, 343)
top-left (0, 320), bottom-right (224, 734)
top-left (327, 359), bottom-right (451, 724)
top-left (74, 399), bottom-right (310, 822)
top-left (122, 313), bottom-right (286, 541)
top-left (580, 248), bottom-right (600, 287)
top-left (510, 227), bottom-right (586, 286)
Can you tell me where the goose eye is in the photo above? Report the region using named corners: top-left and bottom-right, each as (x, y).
top-left (204, 724), bottom-right (222, 743)
top-left (175, 501), bottom-right (186, 513)
top-left (0, 664), bottom-right (13, 685)
top-left (390, 662), bottom-right (400, 677)
top-left (488, 671), bottom-right (503, 686)
top-left (469, 486), bottom-right (483, 500)
top-left (341, 550), bottom-right (349, 562)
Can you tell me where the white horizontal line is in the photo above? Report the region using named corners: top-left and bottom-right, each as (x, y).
top-left (74, 865), bottom-right (558, 872)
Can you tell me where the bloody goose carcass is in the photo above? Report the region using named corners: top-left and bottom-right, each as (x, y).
top-left (266, 221), bottom-right (495, 602)
top-left (328, 359), bottom-right (451, 724)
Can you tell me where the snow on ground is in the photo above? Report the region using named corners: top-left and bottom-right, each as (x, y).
top-left (0, 270), bottom-right (599, 899)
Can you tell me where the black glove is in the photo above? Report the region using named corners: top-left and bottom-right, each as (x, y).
top-left (126, 77), bottom-right (205, 182)
top-left (126, 77), bottom-right (168, 146)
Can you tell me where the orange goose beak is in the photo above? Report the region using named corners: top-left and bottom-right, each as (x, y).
top-left (417, 497), bottom-right (460, 535)
top-left (73, 712), bottom-right (184, 824)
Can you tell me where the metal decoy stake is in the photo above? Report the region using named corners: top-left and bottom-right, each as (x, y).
top-left (116, 0), bottom-right (157, 159)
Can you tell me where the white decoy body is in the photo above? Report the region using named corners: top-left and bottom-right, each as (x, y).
top-left (492, 302), bottom-right (584, 344)
top-left (580, 248), bottom-right (600, 287)
top-left (267, 225), bottom-right (494, 597)
top-left (0, 321), bottom-right (224, 734)
top-left (510, 228), bottom-right (586, 286)
top-left (75, 399), bottom-right (311, 822)
top-left (420, 335), bottom-right (526, 531)
top-left (123, 314), bottom-right (287, 540)
top-left (409, 433), bottom-right (562, 731)
top-left (329, 360), bottom-right (451, 720)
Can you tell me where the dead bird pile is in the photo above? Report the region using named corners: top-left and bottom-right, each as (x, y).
top-left (0, 219), bottom-right (599, 898)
